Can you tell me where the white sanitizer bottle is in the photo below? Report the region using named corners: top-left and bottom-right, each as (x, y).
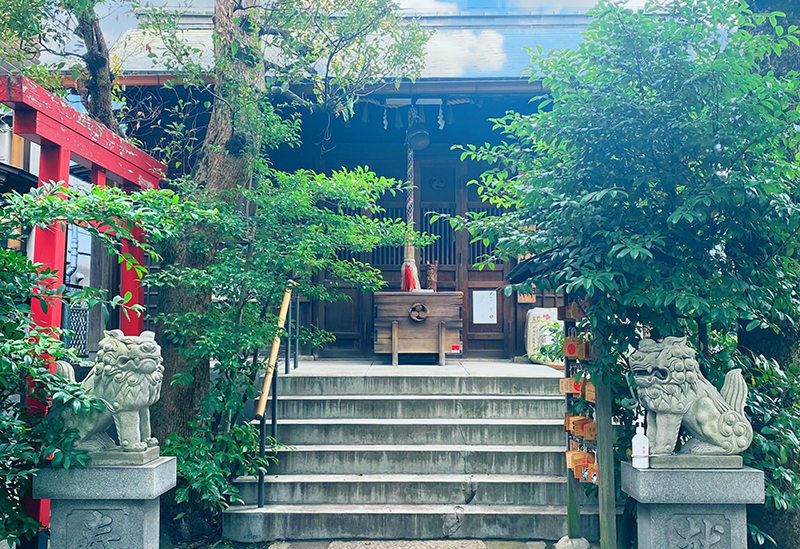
top-left (632, 425), bottom-right (650, 469)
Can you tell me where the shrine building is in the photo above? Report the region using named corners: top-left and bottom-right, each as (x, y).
top-left (1, 0), bottom-right (613, 360)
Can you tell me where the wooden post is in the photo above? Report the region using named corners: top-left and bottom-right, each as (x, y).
top-left (438, 320), bottom-right (446, 366)
top-left (31, 142), bottom-right (70, 333)
top-left (595, 376), bottom-right (618, 549)
top-left (10, 132), bottom-right (25, 169)
top-left (120, 225), bottom-right (145, 336)
top-left (564, 347), bottom-right (582, 540)
top-left (25, 139), bottom-right (70, 546)
top-left (391, 320), bottom-right (399, 367)
top-left (566, 475), bottom-right (582, 538)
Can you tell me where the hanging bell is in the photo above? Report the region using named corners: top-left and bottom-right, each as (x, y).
top-left (407, 121), bottom-right (429, 150)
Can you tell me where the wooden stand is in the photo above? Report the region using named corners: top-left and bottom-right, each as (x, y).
top-left (374, 292), bottom-right (463, 366)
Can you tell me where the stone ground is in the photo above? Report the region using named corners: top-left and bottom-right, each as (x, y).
top-left (261, 542), bottom-right (599, 549)
top-left (280, 358), bottom-right (563, 378)
top-left (0, 536), bottom-right (558, 549)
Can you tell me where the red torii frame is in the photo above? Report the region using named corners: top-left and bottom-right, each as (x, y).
top-left (0, 75), bottom-right (166, 532)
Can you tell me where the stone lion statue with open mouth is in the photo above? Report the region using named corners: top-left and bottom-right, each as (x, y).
top-left (55, 330), bottom-right (164, 452)
top-left (630, 336), bottom-right (752, 455)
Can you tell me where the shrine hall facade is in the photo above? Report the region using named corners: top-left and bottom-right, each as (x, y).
top-left (108, 1), bottom-right (605, 359)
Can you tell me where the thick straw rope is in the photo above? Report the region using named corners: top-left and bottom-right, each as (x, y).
top-left (407, 144), bottom-right (414, 227)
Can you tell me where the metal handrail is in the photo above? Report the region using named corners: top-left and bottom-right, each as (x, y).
top-left (254, 282), bottom-right (296, 508)
top-left (294, 294), bottom-right (300, 370)
top-left (285, 292), bottom-right (292, 375)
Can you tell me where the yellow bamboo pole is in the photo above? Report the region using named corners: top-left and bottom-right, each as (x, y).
top-left (255, 282), bottom-right (296, 419)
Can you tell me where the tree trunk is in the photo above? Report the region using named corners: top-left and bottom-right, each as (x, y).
top-left (151, 0), bottom-right (266, 444)
top-left (151, 239), bottom-right (212, 443)
top-left (73, 8), bottom-right (122, 136)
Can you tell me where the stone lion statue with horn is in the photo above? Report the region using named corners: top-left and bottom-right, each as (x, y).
top-left (54, 330), bottom-right (164, 452)
top-left (630, 336), bottom-right (752, 455)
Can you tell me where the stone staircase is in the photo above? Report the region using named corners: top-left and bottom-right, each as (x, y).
top-left (223, 371), bottom-right (600, 543)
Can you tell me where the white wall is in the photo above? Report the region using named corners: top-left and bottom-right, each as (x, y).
top-left (0, 124), bottom-right (11, 165)
top-left (29, 141), bottom-right (40, 176)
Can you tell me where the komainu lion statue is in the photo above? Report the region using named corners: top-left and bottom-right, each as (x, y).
top-left (630, 336), bottom-right (753, 455)
top-left (55, 330), bottom-right (164, 452)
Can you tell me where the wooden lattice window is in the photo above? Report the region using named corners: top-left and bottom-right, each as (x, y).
top-left (421, 207), bottom-right (457, 266)
top-left (371, 206), bottom-right (405, 266)
top-left (468, 207), bottom-right (505, 266)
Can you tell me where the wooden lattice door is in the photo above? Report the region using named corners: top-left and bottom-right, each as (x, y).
top-left (418, 158), bottom-right (513, 358)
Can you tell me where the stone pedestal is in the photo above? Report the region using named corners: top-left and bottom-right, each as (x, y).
top-left (32, 456), bottom-right (176, 549)
top-left (621, 461), bottom-right (764, 549)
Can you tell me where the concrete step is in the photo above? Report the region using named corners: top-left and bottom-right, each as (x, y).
top-left (234, 474), bottom-right (568, 506)
top-left (263, 395), bottom-right (565, 420)
top-left (276, 376), bottom-right (561, 396)
top-left (223, 503), bottom-right (600, 543)
top-left (270, 419), bottom-right (565, 446)
top-left (226, 369), bottom-right (572, 544)
top-left (268, 445), bottom-right (566, 476)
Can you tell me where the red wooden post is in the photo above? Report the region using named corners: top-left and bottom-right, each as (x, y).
top-left (24, 141), bottom-right (70, 533)
top-left (31, 142), bottom-right (70, 332)
top-left (91, 165), bottom-right (107, 188)
top-left (120, 224), bottom-right (145, 336)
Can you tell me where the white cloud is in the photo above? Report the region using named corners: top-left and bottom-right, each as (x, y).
top-left (421, 29), bottom-right (507, 78)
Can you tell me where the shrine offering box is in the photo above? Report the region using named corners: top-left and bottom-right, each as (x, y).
top-left (374, 291), bottom-right (463, 366)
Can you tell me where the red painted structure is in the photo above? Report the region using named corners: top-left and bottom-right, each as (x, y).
top-left (0, 75), bottom-right (165, 529)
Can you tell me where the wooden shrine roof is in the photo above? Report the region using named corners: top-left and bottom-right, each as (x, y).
top-left (106, 1), bottom-right (647, 88)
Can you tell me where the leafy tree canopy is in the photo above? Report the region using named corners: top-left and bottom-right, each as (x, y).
top-left (456, 2), bottom-right (800, 538)
top-left (460, 0), bottom-right (800, 364)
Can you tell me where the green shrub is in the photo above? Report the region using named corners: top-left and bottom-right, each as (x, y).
top-left (0, 183), bottom-right (194, 544)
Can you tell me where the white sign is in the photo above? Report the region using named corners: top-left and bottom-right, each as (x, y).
top-left (473, 291), bottom-right (498, 324)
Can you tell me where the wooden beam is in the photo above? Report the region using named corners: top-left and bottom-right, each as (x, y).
top-left (0, 75), bottom-right (164, 188)
top-left (106, 74), bottom-right (547, 97)
top-left (14, 110), bottom-right (161, 189)
top-left (391, 321), bottom-right (399, 367)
